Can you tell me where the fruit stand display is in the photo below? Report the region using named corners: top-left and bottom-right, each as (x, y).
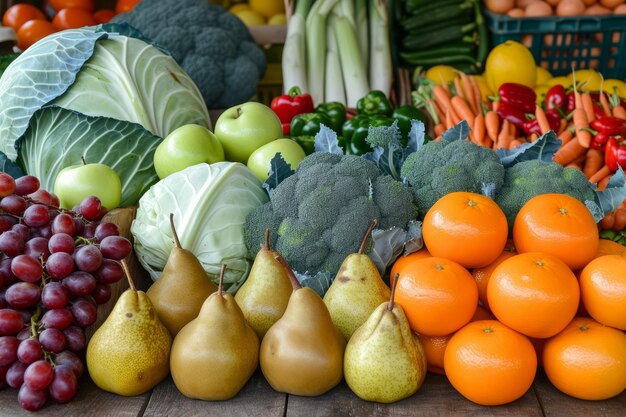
top-left (1, 0), bottom-right (626, 415)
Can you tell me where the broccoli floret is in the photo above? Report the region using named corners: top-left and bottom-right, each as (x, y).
top-left (245, 154), bottom-right (417, 280)
top-left (495, 160), bottom-right (597, 227)
top-left (113, 0), bottom-right (266, 109)
top-left (400, 140), bottom-right (505, 217)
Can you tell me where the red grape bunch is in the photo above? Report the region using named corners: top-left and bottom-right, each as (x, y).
top-left (0, 172), bottom-right (132, 411)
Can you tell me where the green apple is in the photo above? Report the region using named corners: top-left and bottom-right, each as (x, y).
top-left (214, 102), bottom-right (282, 163)
top-left (247, 138), bottom-right (306, 181)
top-left (154, 124), bottom-right (224, 179)
top-left (54, 163), bottom-right (122, 210)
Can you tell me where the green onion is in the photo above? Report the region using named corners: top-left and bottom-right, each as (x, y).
top-left (355, 0), bottom-right (368, 68)
top-left (306, 0), bottom-right (340, 105)
top-left (325, 14), bottom-right (347, 105)
top-left (369, 0), bottom-right (392, 97)
top-left (282, 0), bottom-right (314, 93)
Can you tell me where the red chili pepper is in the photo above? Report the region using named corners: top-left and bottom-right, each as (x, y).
top-left (281, 122), bottom-right (290, 135)
top-left (270, 86), bottom-right (314, 128)
top-left (566, 92), bottom-right (576, 114)
top-left (522, 111), bottom-right (561, 136)
top-left (605, 137), bottom-right (626, 171)
top-left (545, 85), bottom-right (567, 113)
top-left (591, 132), bottom-right (610, 151)
top-left (496, 105), bottom-right (528, 129)
top-left (590, 117), bottom-right (626, 136)
top-left (498, 83), bottom-right (537, 114)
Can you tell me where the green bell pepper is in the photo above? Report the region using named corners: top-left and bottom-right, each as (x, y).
top-left (392, 105), bottom-right (428, 146)
top-left (342, 114), bottom-right (394, 155)
top-left (290, 112), bottom-right (332, 137)
top-left (356, 90), bottom-right (393, 117)
top-left (315, 102), bottom-right (346, 134)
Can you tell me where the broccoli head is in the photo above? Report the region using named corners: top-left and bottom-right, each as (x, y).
top-left (244, 152), bottom-right (418, 279)
top-left (113, 0), bottom-right (266, 109)
top-left (400, 140), bottom-right (505, 217)
top-left (495, 159), bottom-right (597, 227)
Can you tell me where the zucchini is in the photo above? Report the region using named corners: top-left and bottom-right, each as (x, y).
top-left (401, 3), bottom-right (472, 31)
top-left (407, 0), bottom-right (470, 15)
top-left (474, 1), bottom-right (489, 68)
top-left (402, 15), bottom-right (473, 40)
top-left (399, 43), bottom-right (476, 60)
top-left (401, 23), bottom-right (477, 51)
top-left (400, 51), bottom-right (479, 67)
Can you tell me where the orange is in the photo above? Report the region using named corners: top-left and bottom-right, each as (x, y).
top-left (513, 193), bottom-right (599, 271)
top-left (579, 255), bottom-right (626, 330)
top-left (2, 4), bottom-right (46, 31)
top-left (471, 249), bottom-right (515, 311)
top-left (488, 252), bottom-right (579, 338)
top-left (17, 19), bottom-right (57, 51)
top-left (595, 239), bottom-right (626, 258)
top-left (543, 317), bottom-right (626, 400)
top-left (395, 257), bottom-right (478, 336)
top-left (423, 192), bottom-right (508, 269)
top-left (52, 8), bottom-right (97, 30)
top-left (471, 305), bottom-right (494, 321)
top-left (389, 247), bottom-right (431, 286)
top-left (49, 0), bottom-right (95, 12)
top-left (444, 320), bottom-right (537, 406)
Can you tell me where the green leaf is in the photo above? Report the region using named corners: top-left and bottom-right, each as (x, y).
top-left (295, 270), bottom-right (334, 297)
top-left (594, 166), bottom-right (626, 217)
top-left (262, 152), bottom-right (295, 198)
top-left (0, 152), bottom-right (24, 179)
top-left (314, 124), bottom-right (344, 155)
top-left (442, 120), bottom-right (470, 142)
top-left (370, 226), bottom-right (408, 276)
top-left (18, 107), bottom-right (162, 206)
top-left (406, 119), bottom-right (426, 154)
top-left (496, 131), bottom-right (561, 168)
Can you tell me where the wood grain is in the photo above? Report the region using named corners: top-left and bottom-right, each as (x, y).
top-left (0, 376), bottom-right (150, 417)
top-left (534, 370), bottom-right (626, 417)
top-left (286, 373), bottom-right (544, 417)
top-left (142, 372), bottom-right (286, 417)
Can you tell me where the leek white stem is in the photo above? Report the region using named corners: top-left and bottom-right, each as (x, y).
top-left (369, 0), bottom-right (392, 97)
top-left (282, 0), bottom-right (314, 93)
top-left (306, 0), bottom-right (340, 105)
top-left (324, 14), bottom-right (347, 105)
top-left (332, 0), bottom-right (370, 107)
top-left (355, 0), bottom-right (368, 68)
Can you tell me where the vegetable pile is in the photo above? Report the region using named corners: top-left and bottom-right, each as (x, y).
top-left (484, 0), bottom-right (626, 17)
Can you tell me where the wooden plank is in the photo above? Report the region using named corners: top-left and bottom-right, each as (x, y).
top-left (534, 370), bottom-right (626, 417)
top-left (142, 372), bottom-right (286, 417)
top-left (0, 375), bottom-right (150, 417)
top-left (286, 373), bottom-right (544, 417)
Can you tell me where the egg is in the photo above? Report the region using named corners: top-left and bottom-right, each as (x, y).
top-left (526, 1), bottom-right (554, 15)
top-left (485, 0), bottom-right (516, 13)
top-left (556, 0), bottom-right (586, 15)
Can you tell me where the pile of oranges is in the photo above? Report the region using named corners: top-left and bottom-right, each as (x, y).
top-left (2, 0), bottom-right (141, 51)
top-left (391, 191), bottom-right (626, 405)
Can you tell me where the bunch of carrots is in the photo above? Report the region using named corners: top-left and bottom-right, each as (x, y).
top-left (412, 71), bottom-right (626, 231)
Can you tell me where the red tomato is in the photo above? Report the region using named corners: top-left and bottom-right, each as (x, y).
top-left (17, 19), bottom-right (57, 51)
top-left (115, 0), bottom-right (142, 14)
top-left (49, 0), bottom-right (95, 12)
top-left (52, 8), bottom-right (97, 30)
top-left (2, 4), bottom-right (47, 31)
top-left (93, 9), bottom-right (115, 24)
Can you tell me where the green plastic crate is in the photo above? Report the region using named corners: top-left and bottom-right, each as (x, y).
top-left (485, 11), bottom-right (626, 78)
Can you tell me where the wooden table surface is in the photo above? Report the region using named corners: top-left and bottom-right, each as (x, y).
top-left (1, 369), bottom-right (624, 417)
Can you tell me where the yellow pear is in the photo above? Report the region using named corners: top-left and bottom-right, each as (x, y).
top-left (343, 273), bottom-right (427, 403)
top-left (147, 213), bottom-right (217, 337)
top-left (87, 260), bottom-right (171, 396)
top-left (235, 229), bottom-right (292, 339)
top-left (260, 255), bottom-right (346, 396)
top-left (170, 265), bottom-right (259, 401)
top-left (324, 219), bottom-right (391, 340)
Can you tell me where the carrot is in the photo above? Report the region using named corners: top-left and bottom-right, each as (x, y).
top-left (509, 122), bottom-right (516, 138)
top-left (473, 113), bottom-right (486, 146)
top-left (566, 162), bottom-right (582, 170)
top-left (597, 175), bottom-right (612, 192)
top-left (583, 149), bottom-right (604, 179)
top-left (599, 92), bottom-right (611, 117)
top-left (535, 105), bottom-right (551, 135)
top-left (439, 74), bottom-right (451, 96)
top-left (434, 85), bottom-right (460, 124)
top-left (574, 89), bottom-right (583, 110)
top-left (573, 108), bottom-right (592, 148)
top-left (581, 93), bottom-right (596, 122)
top-left (497, 120), bottom-right (511, 149)
top-left (572, 154), bottom-right (587, 166)
top-left (588, 165), bottom-right (612, 185)
top-left (492, 101), bottom-right (500, 112)
top-left (434, 123), bottom-right (446, 137)
top-left (558, 128), bottom-right (573, 145)
top-left (445, 107), bottom-right (453, 130)
top-left (470, 75), bottom-right (483, 110)
top-left (557, 118), bottom-right (567, 135)
top-left (529, 133), bottom-right (539, 142)
top-left (613, 105), bottom-right (626, 120)
top-left (459, 72), bottom-right (478, 115)
top-left (508, 139), bottom-right (523, 149)
top-left (428, 99), bottom-right (445, 125)
top-left (454, 76), bottom-right (465, 100)
top-left (451, 96), bottom-right (475, 125)
top-left (485, 111), bottom-right (499, 143)
top-left (553, 138), bottom-right (587, 165)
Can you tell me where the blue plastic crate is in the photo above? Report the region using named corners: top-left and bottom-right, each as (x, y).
top-left (485, 10), bottom-right (626, 78)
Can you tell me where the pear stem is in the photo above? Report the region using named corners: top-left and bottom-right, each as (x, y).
top-left (169, 213), bottom-right (182, 249)
top-left (218, 264), bottom-right (226, 296)
top-left (121, 259), bottom-right (137, 292)
top-left (388, 273), bottom-right (399, 311)
top-left (264, 228), bottom-right (271, 251)
top-left (358, 219), bottom-right (378, 255)
top-left (80, 156), bottom-right (86, 166)
top-left (275, 254), bottom-right (301, 290)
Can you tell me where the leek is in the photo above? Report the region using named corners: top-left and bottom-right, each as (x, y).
top-left (324, 14), bottom-right (347, 105)
top-left (282, 0), bottom-right (314, 93)
top-left (355, 0), bottom-right (368, 68)
top-left (332, 0), bottom-right (370, 107)
top-left (306, 0), bottom-right (340, 105)
top-left (369, 0), bottom-right (392, 97)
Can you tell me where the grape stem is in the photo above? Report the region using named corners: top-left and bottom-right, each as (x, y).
top-left (30, 304), bottom-right (42, 337)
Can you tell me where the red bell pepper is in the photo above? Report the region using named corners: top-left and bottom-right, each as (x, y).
top-left (605, 137), bottom-right (626, 171)
top-left (591, 132), bottom-right (610, 151)
top-left (270, 87), bottom-right (314, 135)
top-left (497, 105), bottom-right (527, 129)
top-left (498, 83), bottom-right (537, 114)
top-left (590, 117), bottom-right (626, 136)
top-left (545, 85), bottom-right (567, 113)
top-left (522, 111), bottom-right (561, 136)
top-left (566, 92), bottom-right (576, 114)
